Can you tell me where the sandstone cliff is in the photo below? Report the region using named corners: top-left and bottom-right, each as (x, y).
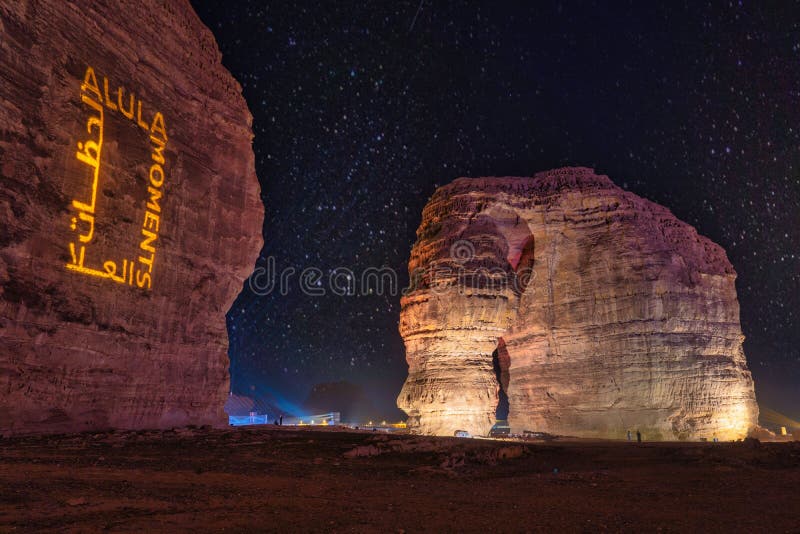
top-left (0, 0), bottom-right (262, 433)
top-left (398, 167), bottom-right (757, 440)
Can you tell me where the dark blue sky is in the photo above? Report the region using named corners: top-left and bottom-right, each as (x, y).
top-left (191, 1), bottom-right (799, 422)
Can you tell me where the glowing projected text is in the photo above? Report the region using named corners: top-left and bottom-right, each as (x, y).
top-left (66, 66), bottom-right (169, 290)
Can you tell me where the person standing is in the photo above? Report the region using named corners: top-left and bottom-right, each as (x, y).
top-left (636, 430), bottom-right (642, 443)
top-left (627, 430), bottom-right (632, 441)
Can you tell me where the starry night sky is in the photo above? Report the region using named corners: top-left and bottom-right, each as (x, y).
top-left (191, 1), bottom-right (799, 422)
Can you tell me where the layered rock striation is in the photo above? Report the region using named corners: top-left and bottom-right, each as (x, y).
top-left (0, 0), bottom-right (262, 433)
top-left (398, 167), bottom-right (757, 440)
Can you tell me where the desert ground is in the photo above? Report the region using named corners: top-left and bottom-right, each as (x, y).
top-left (0, 426), bottom-right (798, 532)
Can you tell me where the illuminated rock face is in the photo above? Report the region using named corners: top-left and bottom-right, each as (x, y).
top-left (398, 167), bottom-right (758, 440)
top-left (0, 1), bottom-right (262, 434)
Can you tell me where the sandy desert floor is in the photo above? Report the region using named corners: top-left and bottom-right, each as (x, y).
top-left (0, 426), bottom-right (798, 532)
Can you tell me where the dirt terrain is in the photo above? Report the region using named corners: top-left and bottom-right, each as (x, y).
top-left (0, 426), bottom-right (798, 532)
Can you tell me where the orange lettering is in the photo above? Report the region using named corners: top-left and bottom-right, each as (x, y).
top-left (103, 78), bottom-right (118, 110)
top-left (150, 135), bottom-right (166, 165)
top-left (136, 100), bottom-right (149, 130)
top-left (149, 164), bottom-right (164, 188)
top-left (150, 112), bottom-right (167, 141)
top-left (117, 87), bottom-right (134, 119)
top-left (81, 66), bottom-right (101, 101)
top-left (146, 186), bottom-right (162, 213)
top-left (139, 229), bottom-right (157, 253)
top-left (136, 270), bottom-right (151, 289)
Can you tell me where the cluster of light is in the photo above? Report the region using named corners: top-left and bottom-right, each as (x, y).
top-left (362, 421), bottom-right (407, 428)
top-left (296, 418), bottom-right (332, 426)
